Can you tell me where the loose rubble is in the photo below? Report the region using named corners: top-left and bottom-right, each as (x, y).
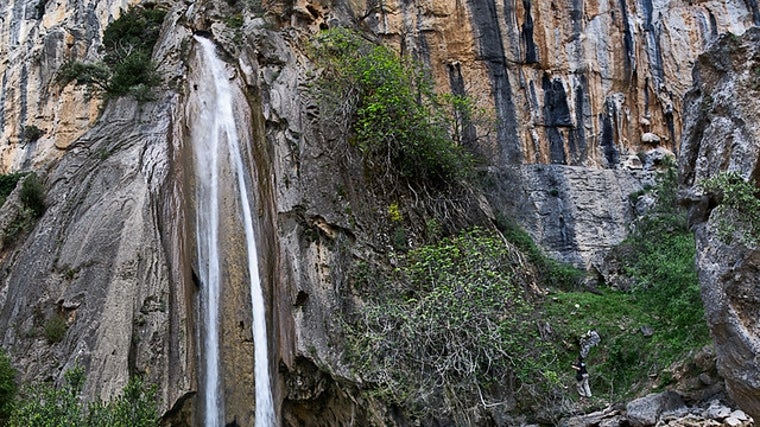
top-left (560, 392), bottom-right (754, 427)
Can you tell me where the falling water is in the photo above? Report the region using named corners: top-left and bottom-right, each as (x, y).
top-left (193, 35), bottom-right (275, 427)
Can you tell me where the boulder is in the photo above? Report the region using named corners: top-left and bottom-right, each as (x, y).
top-left (626, 391), bottom-right (687, 426)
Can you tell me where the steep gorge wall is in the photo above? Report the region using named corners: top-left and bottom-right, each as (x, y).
top-left (0, 0), bottom-right (133, 170)
top-left (679, 27), bottom-right (760, 421)
top-left (0, 0), bottom-right (757, 425)
top-left (357, 0), bottom-right (755, 167)
top-left (273, 0), bottom-right (758, 266)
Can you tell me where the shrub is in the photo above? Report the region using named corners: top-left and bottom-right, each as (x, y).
top-left (19, 173), bottom-right (45, 218)
top-left (43, 314), bottom-right (67, 344)
top-left (345, 229), bottom-right (554, 423)
top-left (9, 366), bottom-right (158, 427)
top-left (699, 171), bottom-right (760, 246)
top-left (56, 6), bottom-right (166, 101)
top-left (0, 349), bottom-right (18, 426)
top-left (22, 126), bottom-right (44, 142)
top-left (311, 28), bottom-right (476, 186)
top-left (0, 173), bottom-right (24, 208)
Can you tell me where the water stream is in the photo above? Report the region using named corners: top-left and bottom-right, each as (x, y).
top-left (192, 35), bottom-right (275, 427)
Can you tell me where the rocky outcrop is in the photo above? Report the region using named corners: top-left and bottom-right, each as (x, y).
top-left (679, 27), bottom-right (760, 421)
top-left (0, 0), bottom-right (137, 171)
top-left (490, 164), bottom-right (646, 268)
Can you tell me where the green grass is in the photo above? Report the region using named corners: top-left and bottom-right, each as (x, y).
top-left (541, 287), bottom-right (708, 401)
top-left (542, 162), bottom-right (709, 403)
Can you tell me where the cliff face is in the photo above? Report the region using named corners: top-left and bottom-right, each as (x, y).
top-left (0, 0), bottom-right (756, 425)
top-left (351, 0), bottom-right (753, 167)
top-left (679, 27), bottom-right (760, 421)
top-left (282, 0), bottom-right (757, 266)
top-left (1, 0), bottom-right (755, 268)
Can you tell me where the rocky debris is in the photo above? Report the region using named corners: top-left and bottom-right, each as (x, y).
top-left (561, 394), bottom-right (754, 427)
top-left (679, 27), bottom-right (760, 421)
top-left (627, 391), bottom-right (688, 426)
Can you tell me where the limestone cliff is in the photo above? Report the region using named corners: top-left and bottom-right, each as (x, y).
top-left (679, 26), bottom-right (760, 421)
top-left (0, 0), bottom-right (755, 425)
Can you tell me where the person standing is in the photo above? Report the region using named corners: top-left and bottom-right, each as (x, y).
top-left (571, 356), bottom-right (592, 398)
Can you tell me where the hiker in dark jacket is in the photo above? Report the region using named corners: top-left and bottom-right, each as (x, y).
top-left (571, 356), bottom-right (591, 397)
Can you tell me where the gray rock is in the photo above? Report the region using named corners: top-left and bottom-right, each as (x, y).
top-left (679, 27), bottom-right (760, 421)
top-left (626, 391), bottom-right (686, 426)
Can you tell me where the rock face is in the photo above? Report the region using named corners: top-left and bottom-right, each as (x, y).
top-left (489, 164), bottom-right (646, 268)
top-left (679, 27), bottom-right (760, 421)
top-left (1, 0), bottom-right (755, 268)
top-left (357, 0), bottom-right (754, 168)
top-left (0, 95), bottom-right (195, 415)
top-left (0, 0), bottom-right (758, 425)
top-left (345, 0), bottom-right (756, 265)
top-left (0, 0), bottom-right (126, 170)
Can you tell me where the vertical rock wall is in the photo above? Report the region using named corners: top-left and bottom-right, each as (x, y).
top-left (0, 0), bottom-right (140, 171)
top-left (357, 0), bottom-right (754, 168)
top-left (679, 27), bottom-right (760, 421)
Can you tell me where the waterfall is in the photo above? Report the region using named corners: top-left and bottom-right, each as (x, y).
top-left (192, 35), bottom-right (275, 427)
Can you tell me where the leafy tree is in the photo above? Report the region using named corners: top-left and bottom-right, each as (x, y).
top-left (346, 229), bottom-right (554, 423)
top-left (311, 28), bottom-right (478, 187)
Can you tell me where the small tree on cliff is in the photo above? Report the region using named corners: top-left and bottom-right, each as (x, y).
top-left (56, 6), bottom-right (166, 101)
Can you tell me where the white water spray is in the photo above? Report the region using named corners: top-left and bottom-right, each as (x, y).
top-left (193, 35), bottom-right (275, 427)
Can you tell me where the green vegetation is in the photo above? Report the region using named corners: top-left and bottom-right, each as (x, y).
top-left (43, 314), bottom-right (67, 344)
top-left (544, 160), bottom-right (708, 400)
top-left (345, 155), bottom-right (708, 421)
top-left (700, 171), bottom-right (760, 246)
top-left (9, 366), bottom-right (158, 427)
top-left (23, 125), bottom-right (44, 143)
top-left (310, 28), bottom-right (478, 187)
top-left (0, 349), bottom-right (17, 426)
top-left (0, 173), bottom-right (25, 208)
top-left (345, 228), bottom-right (556, 423)
top-left (497, 216), bottom-right (584, 288)
top-left (56, 7), bottom-right (166, 101)
top-left (20, 173), bottom-right (46, 218)
top-left (0, 172), bottom-right (46, 246)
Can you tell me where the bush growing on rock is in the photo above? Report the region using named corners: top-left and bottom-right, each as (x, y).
top-left (9, 366), bottom-right (158, 427)
top-left (0, 349), bottom-right (18, 426)
top-left (345, 228), bottom-right (557, 423)
top-left (310, 27), bottom-right (480, 189)
top-left (699, 171), bottom-right (760, 246)
top-left (20, 173), bottom-right (45, 218)
top-left (56, 6), bottom-right (165, 101)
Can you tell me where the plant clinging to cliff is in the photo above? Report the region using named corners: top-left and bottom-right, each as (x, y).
top-left (0, 349), bottom-right (17, 426)
top-left (310, 28), bottom-right (476, 187)
top-left (700, 171), bottom-right (760, 246)
top-left (56, 6), bottom-right (165, 101)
